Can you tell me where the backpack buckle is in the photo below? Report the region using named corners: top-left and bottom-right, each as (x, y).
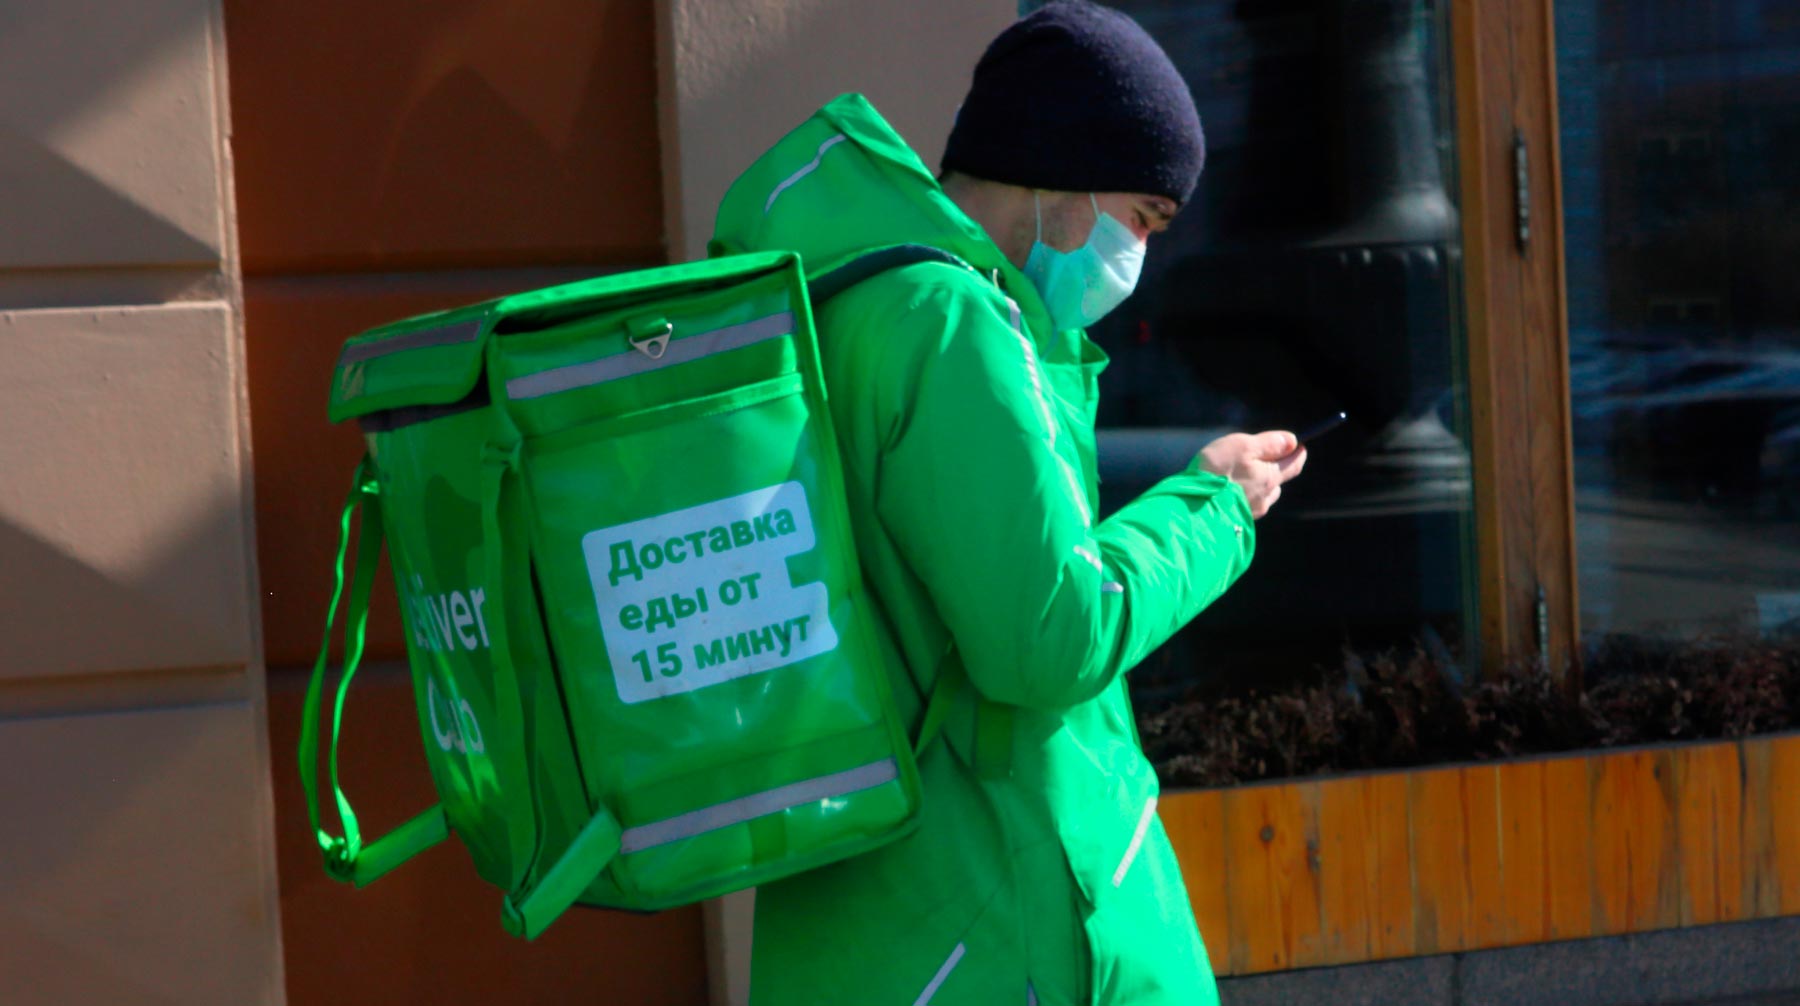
top-left (627, 317), bottom-right (673, 360)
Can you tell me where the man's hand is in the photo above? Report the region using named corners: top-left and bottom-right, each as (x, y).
top-left (1198, 431), bottom-right (1307, 519)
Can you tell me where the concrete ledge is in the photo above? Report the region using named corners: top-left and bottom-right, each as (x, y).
top-left (1221, 916), bottom-right (1800, 1006)
top-left (1220, 954), bottom-right (1455, 1006)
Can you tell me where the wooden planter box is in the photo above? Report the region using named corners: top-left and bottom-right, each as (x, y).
top-left (1160, 732), bottom-right (1800, 976)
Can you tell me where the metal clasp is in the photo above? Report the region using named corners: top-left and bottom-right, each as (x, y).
top-left (626, 317), bottom-right (674, 360)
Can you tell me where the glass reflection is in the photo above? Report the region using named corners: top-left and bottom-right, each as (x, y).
top-left (1095, 0), bottom-right (1476, 702)
top-left (1556, 0), bottom-right (1800, 646)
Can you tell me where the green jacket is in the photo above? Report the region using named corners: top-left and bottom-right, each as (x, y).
top-left (711, 95), bottom-right (1254, 1006)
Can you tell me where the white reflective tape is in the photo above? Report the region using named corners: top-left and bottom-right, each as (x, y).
top-left (914, 942), bottom-right (965, 1006)
top-left (1101, 582), bottom-right (1125, 595)
top-left (338, 317), bottom-right (482, 365)
top-left (1027, 981), bottom-right (1039, 1006)
top-left (1072, 545), bottom-right (1103, 572)
top-left (1113, 795), bottom-right (1158, 887)
top-left (1006, 298), bottom-right (1093, 528)
top-left (506, 311), bottom-right (794, 400)
top-left (619, 758), bottom-right (897, 854)
top-left (765, 133), bottom-right (847, 214)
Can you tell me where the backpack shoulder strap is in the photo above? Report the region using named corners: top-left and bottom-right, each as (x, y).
top-left (299, 456), bottom-right (450, 887)
top-left (807, 244), bottom-right (1015, 776)
top-left (808, 243), bottom-right (972, 306)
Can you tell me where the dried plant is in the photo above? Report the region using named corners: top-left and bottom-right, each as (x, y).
top-left (1138, 634), bottom-right (1800, 787)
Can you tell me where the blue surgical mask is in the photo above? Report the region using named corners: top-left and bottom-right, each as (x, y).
top-left (1022, 192), bottom-right (1147, 332)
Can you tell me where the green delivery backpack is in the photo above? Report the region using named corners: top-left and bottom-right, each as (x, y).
top-left (298, 247), bottom-right (969, 938)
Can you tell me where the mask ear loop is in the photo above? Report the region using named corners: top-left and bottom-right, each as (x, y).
top-left (1033, 191), bottom-right (1044, 244)
top-left (1089, 192), bottom-right (1101, 222)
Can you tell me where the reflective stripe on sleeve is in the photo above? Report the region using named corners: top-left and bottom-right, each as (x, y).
top-left (1113, 795), bottom-right (1158, 887)
top-left (914, 942), bottom-right (966, 1006)
top-left (1006, 298), bottom-right (1093, 528)
top-left (1075, 545), bottom-right (1124, 594)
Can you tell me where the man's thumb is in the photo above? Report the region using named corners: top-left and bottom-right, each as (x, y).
top-left (1254, 430), bottom-right (1298, 459)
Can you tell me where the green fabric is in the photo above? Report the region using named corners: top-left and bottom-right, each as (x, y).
top-left (712, 94), bottom-right (1255, 1006)
top-left (315, 250), bottom-right (935, 934)
top-left (490, 255), bottom-right (921, 913)
top-left (297, 459), bottom-right (450, 887)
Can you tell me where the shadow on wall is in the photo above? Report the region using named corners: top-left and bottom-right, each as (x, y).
top-left (265, 665), bottom-right (712, 1006)
top-left (0, 497), bottom-right (709, 1006)
top-left (0, 122), bottom-right (217, 272)
top-left (0, 698), bottom-right (273, 1006)
top-left (0, 0), bottom-right (221, 271)
top-left (0, 507), bottom-right (273, 1004)
top-left (364, 6), bottom-right (653, 267)
top-left (224, 0), bottom-right (663, 272)
top-left (0, 509), bottom-right (249, 681)
top-left (0, 0), bottom-right (209, 131)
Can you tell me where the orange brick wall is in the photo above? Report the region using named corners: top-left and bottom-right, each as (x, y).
top-left (220, 2), bottom-right (700, 1002)
top-left (228, 1), bottom-right (663, 275)
top-left (228, 0), bottom-right (666, 668)
top-left (268, 668), bottom-right (708, 1006)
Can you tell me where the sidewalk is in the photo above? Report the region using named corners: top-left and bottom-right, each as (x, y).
top-left (1219, 915), bottom-right (1800, 1006)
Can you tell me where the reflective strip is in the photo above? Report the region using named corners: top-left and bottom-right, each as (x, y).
top-left (505, 311), bottom-right (795, 400)
top-left (1006, 298), bottom-right (1093, 528)
top-left (338, 317), bottom-right (482, 366)
top-left (914, 942), bottom-right (965, 1006)
top-left (618, 757), bottom-right (897, 855)
top-left (1075, 546), bottom-right (1121, 594)
top-left (1113, 795), bottom-right (1158, 887)
top-left (1027, 981), bottom-right (1039, 1006)
top-left (765, 133), bottom-right (847, 214)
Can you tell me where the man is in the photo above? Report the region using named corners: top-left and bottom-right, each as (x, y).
top-left (709, 3), bottom-right (1305, 1002)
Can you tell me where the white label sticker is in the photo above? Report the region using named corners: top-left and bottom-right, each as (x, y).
top-left (583, 481), bottom-right (838, 704)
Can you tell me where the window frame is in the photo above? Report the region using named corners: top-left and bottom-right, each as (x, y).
top-left (1450, 0), bottom-right (1581, 679)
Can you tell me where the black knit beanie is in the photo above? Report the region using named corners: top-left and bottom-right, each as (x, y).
top-left (942, 1), bottom-right (1204, 205)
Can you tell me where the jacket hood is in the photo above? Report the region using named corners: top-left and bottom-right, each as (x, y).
top-left (709, 94), bottom-right (1053, 327)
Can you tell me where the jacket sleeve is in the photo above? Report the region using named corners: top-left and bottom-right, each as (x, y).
top-left (852, 272), bottom-right (1256, 711)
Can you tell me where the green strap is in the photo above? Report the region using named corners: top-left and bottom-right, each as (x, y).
top-left (912, 648), bottom-right (963, 758)
top-left (810, 247), bottom-right (1012, 781)
top-left (974, 696), bottom-right (1014, 781)
top-left (809, 244), bottom-right (970, 305)
top-left (348, 805), bottom-right (450, 883)
top-left (478, 428), bottom-right (615, 940)
top-left (515, 645), bottom-right (964, 939)
top-left (912, 649), bottom-right (1012, 778)
top-left (516, 643), bottom-right (959, 939)
top-left (502, 801), bottom-right (623, 940)
top-left (298, 457), bottom-right (449, 887)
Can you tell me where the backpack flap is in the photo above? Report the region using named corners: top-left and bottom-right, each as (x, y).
top-left (330, 303), bottom-right (493, 422)
top-left (487, 251), bottom-right (798, 341)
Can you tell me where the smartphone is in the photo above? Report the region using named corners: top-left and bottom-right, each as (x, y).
top-left (1295, 410), bottom-right (1348, 446)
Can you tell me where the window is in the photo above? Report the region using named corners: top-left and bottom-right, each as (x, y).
top-left (1095, 0), bottom-right (1478, 704)
top-left (1555, 0), bottom-right (1800, 646)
